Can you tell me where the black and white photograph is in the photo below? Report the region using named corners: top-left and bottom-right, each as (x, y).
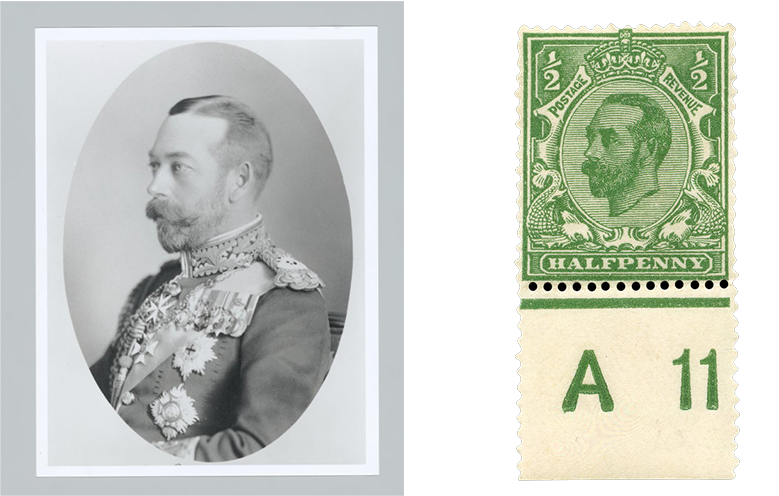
top-left (36, 27), bottom-right (378, 474)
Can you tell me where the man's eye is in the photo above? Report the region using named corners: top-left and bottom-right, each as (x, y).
top-left (149, 162), bottom-right (160, 171)
top-left (171, 162), bottom-right (185, 172)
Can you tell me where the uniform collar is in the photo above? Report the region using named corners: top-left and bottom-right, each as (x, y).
top-left (180, 215), bottom-right (268, 278)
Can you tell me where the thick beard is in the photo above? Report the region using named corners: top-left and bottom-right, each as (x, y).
top-left (581, 147), bottom-right (641, 198)
top-left (146, 189), bottom-right (227, 253)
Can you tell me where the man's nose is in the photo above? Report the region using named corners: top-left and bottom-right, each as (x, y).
top-left (585, 139), bottom-right (602, 160)
top-left (147, 166), bottom-right (171, 197)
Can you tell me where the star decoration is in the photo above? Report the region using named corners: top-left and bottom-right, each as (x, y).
top-left (146, 293), bottom-right (174, 326)
top-left (128, 340), bottom-right (142, 356)
top-left (150, 384), bottom-right (198, 440)
top-left (172, 334), bottom-right (218, 380)
top-left (134, 339), bottom-right (159, 365)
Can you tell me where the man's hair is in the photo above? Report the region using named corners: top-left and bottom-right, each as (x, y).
top-left (169, 95), bottom-right (273, 197)
top-left (601, 93), bottom-right (672, 167)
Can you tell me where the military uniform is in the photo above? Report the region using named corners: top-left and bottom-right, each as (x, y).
top-left (90, 216), bottom-right (331, 462)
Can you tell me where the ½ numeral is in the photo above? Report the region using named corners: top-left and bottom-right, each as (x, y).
top-left (690, 50), bottom-right (709, 91)
top-left (542, 51), bottom-right (561, 91)
top-left (672, 348), bottom-right (718, 410)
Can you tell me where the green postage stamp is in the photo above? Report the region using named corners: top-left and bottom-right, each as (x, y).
top-left (517, 24), bottom-right (737, 479)
top-left (520, 24), bottom-right (732, 282)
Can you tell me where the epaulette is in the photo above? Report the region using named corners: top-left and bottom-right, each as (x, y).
top-left (255, 242), bottom-right (325, 292)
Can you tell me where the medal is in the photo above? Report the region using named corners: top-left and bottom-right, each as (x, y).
top-left (150, 384), bottom-right (198, 440)
top-left (172, 334), bottom-right (218, 380)
top-left (134, 339), bottom-right (159, 365)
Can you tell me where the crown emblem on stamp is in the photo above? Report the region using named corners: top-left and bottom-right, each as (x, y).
top-left (585, 29), bottom-right (667, 83)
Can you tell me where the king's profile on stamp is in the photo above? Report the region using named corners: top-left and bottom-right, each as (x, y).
top-left (89, 95), bottom-right (332, 462)
top-left (582, 93), bottom-right (672, 217)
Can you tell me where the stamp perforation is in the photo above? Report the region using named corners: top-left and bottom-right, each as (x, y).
top-left (524, 278), bottom-right (732, 293)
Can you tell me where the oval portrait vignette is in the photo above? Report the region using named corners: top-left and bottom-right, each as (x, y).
top-left (62, 42), bottom-right (353, 462)
top-left (560, 79), bottom-right (691, 230)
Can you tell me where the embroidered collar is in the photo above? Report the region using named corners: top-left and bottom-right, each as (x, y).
top-left (181, 215), bottom-right (268, 278)
top-left (179, 215), bottom-right (325, 292)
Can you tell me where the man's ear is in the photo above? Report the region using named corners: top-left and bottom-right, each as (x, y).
top-left (639, 138), bottom-right (658, 166)
top-left (228, 162), bottom-right (252, 202)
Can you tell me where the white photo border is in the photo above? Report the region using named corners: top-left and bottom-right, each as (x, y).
top-left (35, 26), bottom-right (379, 477)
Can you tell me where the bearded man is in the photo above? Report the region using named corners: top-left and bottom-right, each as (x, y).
top-left (581, 93), bottom-right (672, 216)
top-left (89, 95), bottom-right (332, 462)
